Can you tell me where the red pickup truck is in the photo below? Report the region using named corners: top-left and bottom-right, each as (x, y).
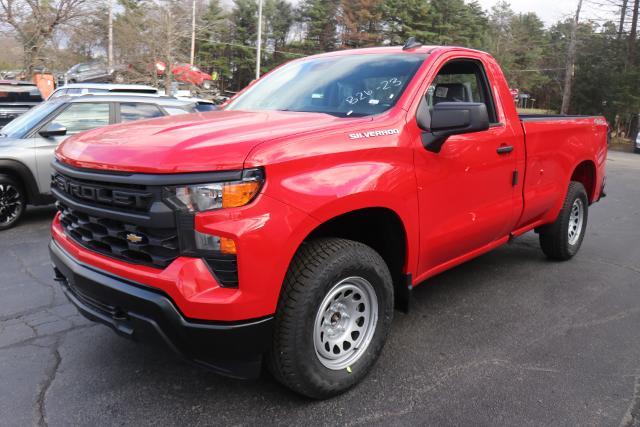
top-left (49, 44), bottom-right (607, 399)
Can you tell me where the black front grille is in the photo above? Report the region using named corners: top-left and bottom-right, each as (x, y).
top-left (51, 161), bottom-right (243, 285)
top-left (58, 203), bottom-right (179, 269)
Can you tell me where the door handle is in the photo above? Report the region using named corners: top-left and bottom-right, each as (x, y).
top-left (496, 145), bottom-right (514, 155)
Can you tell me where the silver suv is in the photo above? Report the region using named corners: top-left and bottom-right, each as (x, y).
top-left (0, 95), bottom-right (197, 229)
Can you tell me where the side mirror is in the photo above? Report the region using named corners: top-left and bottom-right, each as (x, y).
top-left (417, 102), bottom-right (490, 153)
top-left (39, 123), bottom-right (67, 138)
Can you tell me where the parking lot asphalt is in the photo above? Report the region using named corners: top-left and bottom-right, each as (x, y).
top-left (1, 150), bottom-right (639, 426)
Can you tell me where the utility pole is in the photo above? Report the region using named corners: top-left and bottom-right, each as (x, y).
top-left (108, 0), bottom-right (114, 68)
top-left (256, 0), bottom-right (263, 79)
top-left (561, 0), bottom-right (583, 115)
top-left (619, 0), bottom-right (628, 38)
top-left (190, 0), bottom-right (196, 65)
top-left (629, 0), bottom-right (640, 65)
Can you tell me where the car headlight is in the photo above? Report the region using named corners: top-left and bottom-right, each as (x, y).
top-left (166, 168), bottom-right (264, 212)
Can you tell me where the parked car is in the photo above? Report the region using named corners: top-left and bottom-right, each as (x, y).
top-left (0, 80), bottom-right (43, 128)
top-left (49, 44), bottom-right (607, 398)
top-left (64, 62), bottom-right (128, 84)
top-left (49, 83), bottom-right (159, 99)
top-left (155, 61), bottom-right (215, 89)
top-left (635, 132), bottom-right (640, 153)
top-left (50, 84), bottom-right (217, 112)
top-left (177, 96), bottom-right (218, 112)
top-left (0, 94), bottom-right (197, 229)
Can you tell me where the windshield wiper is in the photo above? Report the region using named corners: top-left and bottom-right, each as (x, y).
top-left (276, 109), bottom-right (364, 118)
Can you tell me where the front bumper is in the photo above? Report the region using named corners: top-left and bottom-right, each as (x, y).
top-left (50, 239), bottom-right (273, 379)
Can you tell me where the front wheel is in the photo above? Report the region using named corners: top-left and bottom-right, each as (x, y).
top-left (539, 181), bottom-right (589, 260)
top-left (202, 79), bottom-right (213, 90)
top-left (268, 238), bottom-right (394, 399)
top-left (0, 175), bottom-right (25, 231)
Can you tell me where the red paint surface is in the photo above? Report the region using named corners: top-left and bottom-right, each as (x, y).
top-left (53, 46), bottom-right (607, 321)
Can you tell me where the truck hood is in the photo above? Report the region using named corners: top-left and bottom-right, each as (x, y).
top-left (56, 110), bottom-right (365, 173)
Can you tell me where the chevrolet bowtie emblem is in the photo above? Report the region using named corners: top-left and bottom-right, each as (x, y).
top-left (126, 233), bottom-right (143, 243)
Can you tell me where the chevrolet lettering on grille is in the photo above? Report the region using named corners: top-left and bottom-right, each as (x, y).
top-left (53, 174), bottom-right (152, 210)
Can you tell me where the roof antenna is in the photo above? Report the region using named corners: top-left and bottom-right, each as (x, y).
top-left (403, 37), bottom-right (422, 50)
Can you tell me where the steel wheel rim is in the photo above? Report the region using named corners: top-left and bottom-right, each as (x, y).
top-left (313, 276), bottom-right (378, 370)
top-left (568, 198), bottom-right (584, 245)
top-left (0, 184), bottom-right (22, 226)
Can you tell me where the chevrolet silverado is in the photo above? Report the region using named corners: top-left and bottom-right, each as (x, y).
top-left (49, 43), bottom-right (607, 399)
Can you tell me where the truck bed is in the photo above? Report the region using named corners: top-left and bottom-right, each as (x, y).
top-left (515, 114), bottom-right (608, 230)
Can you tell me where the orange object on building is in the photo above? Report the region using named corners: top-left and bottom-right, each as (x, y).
top-left (33, 73), bottom-right (55, 99)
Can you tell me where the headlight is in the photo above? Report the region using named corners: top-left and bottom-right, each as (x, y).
top-left (166, 168), bottom-right (264, 212)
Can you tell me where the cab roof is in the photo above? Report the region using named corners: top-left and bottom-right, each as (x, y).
top-left (303, 45), bottom-right (489, 60)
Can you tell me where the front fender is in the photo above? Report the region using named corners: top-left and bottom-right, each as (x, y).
top-left (262, 156), bottom-right (420, 280)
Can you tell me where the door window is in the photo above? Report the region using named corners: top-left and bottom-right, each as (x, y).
top-left (49, 103), bottom-right (110, 134)
top-left (426, 60), bottom-right (498, 123)
top-left (119, 103), bottom-right (165, 122)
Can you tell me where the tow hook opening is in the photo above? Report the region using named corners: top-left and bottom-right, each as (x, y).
top-left (112, 308), bottom-right (128, 322)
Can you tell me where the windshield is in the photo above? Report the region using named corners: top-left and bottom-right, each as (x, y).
top-left (0, 101), bottom-right (62, 138)
top-left (226, 53), bottom-right (427, 117)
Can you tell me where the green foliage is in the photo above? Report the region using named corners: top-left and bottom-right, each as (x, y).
top-left (299, 0), bottom-right (341, 51)
top-left (381, 0), bottom-right (433, 44)
top-left (10, 0), bottom-right (629, 127)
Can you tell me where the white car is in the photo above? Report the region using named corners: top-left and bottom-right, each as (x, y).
top-left (48, 83), bottom-right (159, 100)
top-left (635, 133), bottom-right (640, 153)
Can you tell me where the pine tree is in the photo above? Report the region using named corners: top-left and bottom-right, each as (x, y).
top-left (381, 0), bottom-right (432, 45)
top-left (339, 0), bottom-right (384, 48)
top-left (299, 0), bottom-right (341, 51)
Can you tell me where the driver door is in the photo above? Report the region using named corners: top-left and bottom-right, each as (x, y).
top-left (413, 57), bottom-right (521, 275)
top-left (34, 102), bottom-right (112, 193)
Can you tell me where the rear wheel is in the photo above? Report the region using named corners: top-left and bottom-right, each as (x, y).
top-left (539, 181), bottom-right (588, 260)
top-left (268, 238), bottom-right (394, 399)
top-left (202, 79), bottom-right (213, 90)
top-left (0, 175), bottom-right (25, 231)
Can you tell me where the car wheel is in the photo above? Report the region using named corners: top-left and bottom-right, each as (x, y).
top-left (268, 238), bottom-right (394, 399)
top-left (202, 80), bottom-right (213, 90)
top-left (538, 181), bottom-right (589, 260)
top-left (114, 73), bottom-right (125, 83)
top-left (0, 175), bottom-right (26, 231)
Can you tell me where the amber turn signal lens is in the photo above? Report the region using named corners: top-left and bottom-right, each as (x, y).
top-left (220, 237), bottom-right (237, 254)
top-left (222, 181), bottom-right (261, 208)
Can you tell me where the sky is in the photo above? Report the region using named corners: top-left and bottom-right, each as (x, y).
top-left (476, 0), bottom-right (619, 26)
top-left (477, 0), bottom-right (579, 24)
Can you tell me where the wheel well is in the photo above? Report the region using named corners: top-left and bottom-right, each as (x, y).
top-left (0, 168), bottom-right (27, 202)
top-left (571, 161), bottom-right (596, 202)
top-left (306, 208), bottom-right (408, 302)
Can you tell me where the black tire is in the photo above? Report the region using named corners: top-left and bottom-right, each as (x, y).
top-left (0, 174), bottom-right (25, 231)
top-left (202, 79), bottom-right (213, 90)
top-left (268, 238), bottom-right (394, 399)
top-left (539, 181), bottom-right (588, 260)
